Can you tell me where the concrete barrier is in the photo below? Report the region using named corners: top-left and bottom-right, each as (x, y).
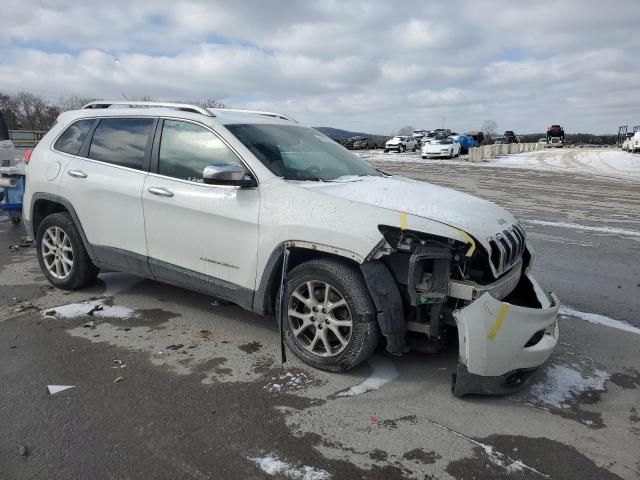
top-left (467, 142), bottom-right (538, 162)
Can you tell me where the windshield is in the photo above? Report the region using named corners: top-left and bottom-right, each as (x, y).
top-left (226, 124), bottom-right (381, 181)
top-left (431, 139), bottom-right (453, 144)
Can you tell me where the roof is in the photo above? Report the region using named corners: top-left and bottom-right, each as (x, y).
top-left (63, 101), bottom-right (299, 127)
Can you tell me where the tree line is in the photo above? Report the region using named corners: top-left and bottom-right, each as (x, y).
top-left (0, 91), bottom-right (226, 131)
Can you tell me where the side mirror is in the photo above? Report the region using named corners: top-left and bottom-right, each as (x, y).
top-left (203, 163), bottom-right (257, 187)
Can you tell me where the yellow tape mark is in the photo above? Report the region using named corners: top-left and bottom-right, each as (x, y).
top-left (487, 303), bottom-right (510, 340)
top-left (455, 229), bottom-right (476, 257)
top-left (399, 212), bottom-right (408, 230)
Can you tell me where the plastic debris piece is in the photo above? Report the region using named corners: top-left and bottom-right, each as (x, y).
top-left (112, 360), bottom-right (126, 369)
top-left (18, 445), bottom-right (28, 457)
top-left (87, 305), bottom-right (104, 316)
top-left (369, 415), bottom-right (377, 423)
top-left (113, 376), bottom-right (125, 384)
top-left (83, 320), bottom-right (96, 328)
top-left (198, 329), bottom-right (211, 338)
top-left (47, 385), bottom-right (75, 395)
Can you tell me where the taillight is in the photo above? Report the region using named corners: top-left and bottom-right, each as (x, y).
top-left (24, 149), bottom-right (33, 164)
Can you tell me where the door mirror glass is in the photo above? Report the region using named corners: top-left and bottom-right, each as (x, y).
top-left (203, 163), bottom-right (256, 187)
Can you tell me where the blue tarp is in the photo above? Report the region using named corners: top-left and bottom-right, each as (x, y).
top-left (455, 135), bottom-right (478, 150)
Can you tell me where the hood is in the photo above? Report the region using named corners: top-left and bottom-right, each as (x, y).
top-left (300, 175), bottom-right (518, 250)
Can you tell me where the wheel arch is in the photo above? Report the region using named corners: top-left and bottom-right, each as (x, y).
top-left (253, 243), bottom-right (362, 316)
top-left (29, 193), bottom-right (96, 261)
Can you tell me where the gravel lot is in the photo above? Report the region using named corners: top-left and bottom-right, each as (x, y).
top-left (1, 149), bottom-right (639, 479)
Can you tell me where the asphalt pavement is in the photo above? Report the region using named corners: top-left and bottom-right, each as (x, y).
top-left (1, 156), bottom-right (639, 479)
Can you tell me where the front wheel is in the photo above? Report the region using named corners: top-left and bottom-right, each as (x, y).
top-left (36, 212), bottom-right (99, 290)
top-left (279, 258), bottom-right (380, 372)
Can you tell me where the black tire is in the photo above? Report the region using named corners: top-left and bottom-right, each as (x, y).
top-left (11, 216), bottom-right (21, 226)
top-left (413, 145), bottom-right (417, 152)
top-left (384, 149), bottom-right (388, 153)
top-left (36, 212), bottom-right (99, 290)
top-left (278, 258), bottom-right (380, 372)
top-left (400, 145), bottom-right (406, 153)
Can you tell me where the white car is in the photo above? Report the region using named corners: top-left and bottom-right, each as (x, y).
top-left (0, 111), bottom-right (16, 168)
top-left (421, 138), bottom-right (461, 158)
top-left (23, 101), bottom-right (559, 397)
top-left (630, 132), bottom-right (640, 153)
top-left (384, 136), bottom-right (417, 153)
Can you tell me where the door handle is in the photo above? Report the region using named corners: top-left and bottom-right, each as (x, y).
top-left (67, 170), bottom-right (87, 178)
top-left (148, 186), bottom-right (174, 197)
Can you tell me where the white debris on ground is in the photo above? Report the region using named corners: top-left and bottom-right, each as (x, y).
top-left (528, 364), bottom-right (609, 409)
top-left (559, 306), bottom-right (640, 334)
top-left (250, 454), bottom-right (331, 480)
top-left (526, 220), bottom-right (640, 238)
top-left (355, 148), bottom-right (640, 181)
top-left (264, 371), bottom-right (314, 393)
top-left (336, 355), bottom-right (399, 397)
top-left (44, 300), bottom-right (138, 320)
top-left (46, 385), bottom-right (75, 395)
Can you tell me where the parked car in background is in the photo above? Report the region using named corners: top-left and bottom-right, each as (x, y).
top-left (385, 135), bottom-right (417, 152)
top-left (23, 100), bottom-right (559, 397)
top-left (421, 137), bottom-right (461, 158)
top-left (621, 133), bottom-right (633, 151)
top-left (0, 111), bottom-right (16, 168)
top-left (465, 131), bottom-right (485, 145)
top-left (503, 131), bottom-right (517, 144)
top-left (630, 132), bottom-right (640, 153)
top-left (412, 129), bottom-right (427, 145)
top-left (494, 137), bottom-right (508, 145)
top-left (352, 137), bottom-right (376, 149)
top-left (451, 135), bottom-right (477, 154)
top-left (537, 138), bottom-right (548, 146)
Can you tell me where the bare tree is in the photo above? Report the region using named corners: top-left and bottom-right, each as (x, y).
top-left (481, 120), bottom-right (498, 140)
top-left (58, 95), bottom-right (98, 112)
top-left (397, 125), bottom-right (415, 136)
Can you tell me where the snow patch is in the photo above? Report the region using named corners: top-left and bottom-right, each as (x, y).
top-left (264, 371), bottom-right (314, 393)
top-left (529, 364), bottom-right (609, 409)
top-left (559, 306), bottom-right (640, 334)
top-left (45, 300), bottom-right (138, 320)
top-left (250, 454), bottom-right (330, 480)
top-left (337, 355), bottom-right (399, 397)
top-left (526, 220), bottom-right (640, 238)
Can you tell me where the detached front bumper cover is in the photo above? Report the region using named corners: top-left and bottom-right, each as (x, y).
top-left (452, 273), bottom-right (559, 397)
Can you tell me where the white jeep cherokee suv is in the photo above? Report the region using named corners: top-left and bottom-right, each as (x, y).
top-left (23, 101), bottom-right (559, 397)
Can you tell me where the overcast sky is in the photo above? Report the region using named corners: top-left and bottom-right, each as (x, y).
top-left (1, 1), bottom-right (638, 134)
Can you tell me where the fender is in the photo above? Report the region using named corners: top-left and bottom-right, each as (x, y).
top-left (28, 192), bottom-right (97, 261)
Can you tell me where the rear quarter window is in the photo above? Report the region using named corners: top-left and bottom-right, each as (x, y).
top-left (53, 119), bottom-right (94, 155)
top-left (88, 118), bottom-right (154, 170)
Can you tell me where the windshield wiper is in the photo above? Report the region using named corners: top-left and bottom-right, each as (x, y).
top-left (281, 175), bottom-right (324, 182)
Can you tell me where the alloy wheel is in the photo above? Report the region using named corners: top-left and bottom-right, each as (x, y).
top-left (287, 280), bottom-right (353, 357)
top-left (42, 226), bottom-right (74, 279)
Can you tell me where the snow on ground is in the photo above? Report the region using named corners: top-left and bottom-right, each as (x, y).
top-left (525, 220), bottom-right (640, 238)
top-left (336, 355), bottom-right (399, 397)
top-left (250, 454), bottom-right (331, 480)
top-left (528, 364), bottom-right (609, 409)
top-left (356, 148), bottom-right (640, 181)
top-left (559, 306), bottom-right (640, 334)
top-left (44, 300), bottom-right (138, 320)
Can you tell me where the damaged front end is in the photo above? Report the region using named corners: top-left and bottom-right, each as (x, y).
top-left (361, 225), bottom-right (559, 397)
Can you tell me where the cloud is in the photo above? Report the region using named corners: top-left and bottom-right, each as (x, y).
top-left (0, 0), bottom-right (638, 134)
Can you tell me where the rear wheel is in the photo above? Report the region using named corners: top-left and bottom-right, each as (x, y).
top-left (279, 258), bottom-right (380, 372)
top-left (36, 212), bottom-right (99, 290)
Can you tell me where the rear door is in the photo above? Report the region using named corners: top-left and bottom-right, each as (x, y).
top-left (59, 117), bottom-right (155, 271)
top-left (141, 118), bottom-right (259, 305)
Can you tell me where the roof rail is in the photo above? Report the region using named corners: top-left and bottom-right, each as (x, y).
top-left (209, 108), bottom-right (297, 123)
top-left (81, 101), bottom-right (214, 117)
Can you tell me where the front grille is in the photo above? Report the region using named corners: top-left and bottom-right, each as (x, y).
top-left (487, 224), bottom-right (526, 277)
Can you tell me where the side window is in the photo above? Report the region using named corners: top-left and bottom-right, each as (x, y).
top-left (158, 120), bottom-right (239, 182)
top-left (53, 119), bottom-right (94, 155)
top-left (88, 118), bottom-right (153, 170)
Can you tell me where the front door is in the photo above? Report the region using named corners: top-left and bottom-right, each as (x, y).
top-left (142, 119), bottom-right (260, 307)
